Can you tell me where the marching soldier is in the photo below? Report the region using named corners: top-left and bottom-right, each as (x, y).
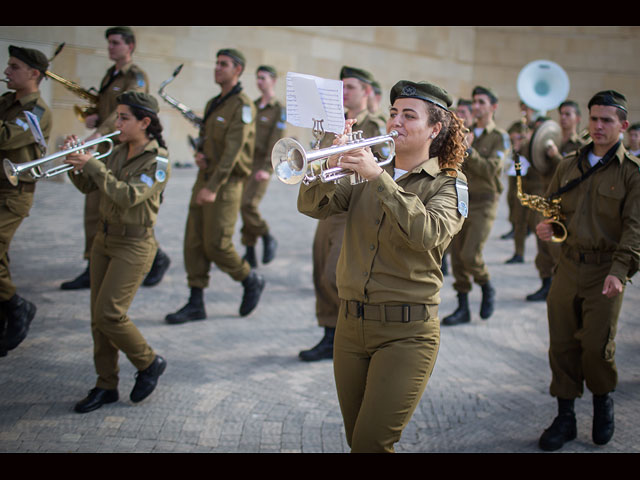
top-left (240, 65), bottom-right (285, 268)
top-left (536, 90), bottom-right (640, 451)
top-left (165, 48), bottom-right (264, 324)
top-left (61, 26), bottom-right (170, 290)
top-left (0, 46), bottom-right (52, 356)
top-left (442, 86), bottom-right (509, 326)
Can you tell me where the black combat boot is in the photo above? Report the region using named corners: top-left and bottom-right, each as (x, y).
top-left (299, 327), bottom-right (335, 361)
top-left (60, 262), bottom-right (90, 290)
top-left (2, 294), bottom-right (36, 350)
top-left (243, 245), bottom-right (257, 268)
top-left (526, 277), bottom-right (552, 302)
top-left (505, 253), bottom-right (524, 264)
top-left (239, 271), bottom-right (265, 317)
top-left (592, 393), bottom-right (615, 445)
top-left (479, 281), bottom-right (495, 319)
top-left (539, 398), bottom-right (577, 451)
top-left (143, 248), bottom-right (171, 287)
top-left (165, 288), bottom-right (206, 324)
top-left (130, 355), bottom-right (167, 403)
top-left (441, 292), bottom-right (470, 326)
top-left (262, 233), bottom-right (278, 264)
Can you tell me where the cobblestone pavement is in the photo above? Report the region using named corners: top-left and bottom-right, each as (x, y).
top-left (1, 165), bottom-right (638, 453)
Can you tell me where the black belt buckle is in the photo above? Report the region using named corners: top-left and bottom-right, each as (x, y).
top-left (402, 304), bottom-right (410, 323)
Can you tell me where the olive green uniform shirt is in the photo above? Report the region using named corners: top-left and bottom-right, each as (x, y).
top-left (95, 62), bottom-right (149, 136)
top-left (466, 119), bottom-right (509, 198)
top-left (299, 157), bottom-right (466, 305)
top-left (69, 139), bottom-right (169, 229)
top-left (194, 88), bottom-right (255, 197)
top-left (546, 142), bottom-right (640, 283)
top-left (253, 98), bottom-right (285, 173)
top-left (0, 91), bottom-right (52, 183)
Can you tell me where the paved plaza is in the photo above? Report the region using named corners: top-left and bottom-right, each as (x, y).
top-left (1, 164), bottom-right (638, 453)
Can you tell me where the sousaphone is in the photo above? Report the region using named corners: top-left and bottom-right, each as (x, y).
top-left (517, 60), bottom-right (570, 176)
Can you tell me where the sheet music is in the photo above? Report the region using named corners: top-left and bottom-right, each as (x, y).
top-left (285, 72), bottom-right (345, 135)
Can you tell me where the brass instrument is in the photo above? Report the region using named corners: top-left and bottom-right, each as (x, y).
top-left (3, 131), bottom-right (120, 186)
top-left (45, 70), bottom-right (99, 122)
top-left (272, 130), bottom-right (398, 185)
top-left (513, 154), bottom-right (567, 243)
top-left (158, 64), bottom-right (203, 128)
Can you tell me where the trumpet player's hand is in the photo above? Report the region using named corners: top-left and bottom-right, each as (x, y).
top-left (327, 119), bottom-right (358, 168)
top-left (535, 219), bottom-right (555, 242)
top-left (194, 152), bottom-right (207, 170)
top-left (602, 275), bottom-right (623, 298)
top-left (254, 169), bottom-right (270, 182)
top-left (195, 187), bottom-right (217, 205)
top-left (338, 147), bottom-right (383, 181)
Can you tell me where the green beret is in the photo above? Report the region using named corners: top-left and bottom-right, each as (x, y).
top-left (105, 26), bottom-right (135, 39)
top-left (340, 66), bottom-right (374, 85)
top-left (8, 45), bottom-right (48, 74)
top-left (217, 48), bottom-right (245, 67)
top-left (371, 80), bottom-right (381, 95)
top-left (588, 90), bottom-right (627, 112)
top-left (117, 91), bottom-right (159, 114)
top-left (256, 65), bottom-right (277, 77)
top-left (629, 122), bottom-right (640, 131)
top-left (457, 98), bottom-right (472, 107)
top-left (390, 80), bottom-right (453, 110)
top-left (472, 85), bottom-right (498, 103)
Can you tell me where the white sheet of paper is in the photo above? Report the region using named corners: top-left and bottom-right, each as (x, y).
top-left (285, 72), bottom-right (345, 135)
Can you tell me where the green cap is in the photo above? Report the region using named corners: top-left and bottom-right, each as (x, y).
top-left (340, 66), bottom-right (374, 84)
top-left (256, 65), bottom-right (277, 77)
top-left (390, 80), bottom-right (453, 110)
top-left (117, 91), bottom-right (159, 114)
top-left (588, 90), bottom-right (627, 112)
top-left (472, 85), bottom-right (498, 104)
top-left (8, 45), bottom-right (49, 74)
top-left (217, 48), bottom-right (246, 68)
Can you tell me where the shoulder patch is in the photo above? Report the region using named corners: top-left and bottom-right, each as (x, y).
top-left (136, 72), bottom-right (146, 89)
top-left (155, 155), bottom-right (169, 183)
top-left (242, 104), bottom-right (253, 124)
top-left (455, 177), bottom-right (469, 218)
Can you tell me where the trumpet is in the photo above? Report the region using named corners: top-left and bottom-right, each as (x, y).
top-left (158, 64), bottom-right (203, 128)
top-left (272, 130), bottom-right (398, 185)
top-left (514, 153), bottom-right (567, 242)
top-left (3, 131), bottom-right (120, 186)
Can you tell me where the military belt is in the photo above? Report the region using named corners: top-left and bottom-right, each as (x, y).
top-left (102, 222), bottom-right (151, 238)
top-left (566, 248), bottom-right (613, 265)
top-left (345, 300), bottom-right (432, 322)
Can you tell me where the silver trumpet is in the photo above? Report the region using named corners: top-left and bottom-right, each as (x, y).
top-left (3, 131), bottom-right (120, 186)
top-left (272, 130), bottom-right (398, 185)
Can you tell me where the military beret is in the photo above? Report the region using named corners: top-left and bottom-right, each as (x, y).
top-left (340, 66), bottom-right (374, 85)
top-left (105, 26), bottom-right (135, 39)
top-left (472, 85), bottom-right (498, 103)
top-left (371, 80), bottom-right (382, 95)
top-left (457, 98), bottom-right (472, 107)
top-left (628, 122), bottom-right (640, 131)
top-left (588, 90), bottom-right (627, 112)
top-left (256, 65), bottom-right (277, 77)
top-left (217, 48), bottom-right (246, 67)
top-left (8, 45), bottom-right (49, 74)
top-left (390, 80), bottom-right (453, 110)
top-left (117, 91), bottom-right (159, 114)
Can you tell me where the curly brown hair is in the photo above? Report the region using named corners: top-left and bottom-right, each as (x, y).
top-left (426, 103), bottom-right (467, 175)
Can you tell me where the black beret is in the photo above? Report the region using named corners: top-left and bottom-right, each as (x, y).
top-left (588, 90), bottom-right (627, 112)
top-left (217, 48), bottom-right (246, 67)
top-left (340, 66), bottom-right (374, 85)
top-left (8, 45), bottom-right (48, 73)
top-left (117, 91), bottom-right (159, 114)
top-left (256, 65), bottom-right (277, 77)
top-left (105, 26), bottom-right (135, 39)
top-left (629, 122), bottom-right (640, 131)
top-left (472, 85), bottom-right (498, 103)
top-left (390, 80), bottom-right (453, 110)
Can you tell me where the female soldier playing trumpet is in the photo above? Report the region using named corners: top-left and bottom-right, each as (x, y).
top-left (64, 91), bottom-right (169, 413)
top-left (298, 80), bottom-right (468, 452)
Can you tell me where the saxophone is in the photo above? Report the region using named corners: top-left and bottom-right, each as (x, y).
top-left (45, 70), bottom-right (99, 122)
top-left (514, 152), bottom-right (567, 243)
top-left (157, 64), bottom-right (203, 128)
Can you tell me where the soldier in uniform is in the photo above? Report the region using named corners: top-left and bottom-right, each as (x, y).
top-left (64, 91), bottom-right (169, 413)
top-left (525, 100), bottom-right (587, 301)
top-left (625, 122), bottom-right (640, 156)
top-left (367, 79), bottom-right (387, 124)
top-left (0, 46), bottom-right (52, 356)
top-left (166, 48), bottom-right (264, 324)
top-left (298, 66), bottom-right (387, 362)
top-left (536, 90), bottom-right (639, 451)
top-left (240, 65), bottom-right (285, 268)
top-left (504, 120), bottom-right (530, 265)
top-left (61, 26), bottom-right (171, 290)
top-left (442, 86), bottom-right (509, 326)
top-left (298, 80), bottom-right (467, 453)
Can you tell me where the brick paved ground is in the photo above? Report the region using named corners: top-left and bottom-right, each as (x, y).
top-left (1, 165), bottom-right (638, 453)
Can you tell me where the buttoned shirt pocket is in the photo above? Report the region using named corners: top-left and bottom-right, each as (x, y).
top-left (596, 180), bottom-right (625, 237)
